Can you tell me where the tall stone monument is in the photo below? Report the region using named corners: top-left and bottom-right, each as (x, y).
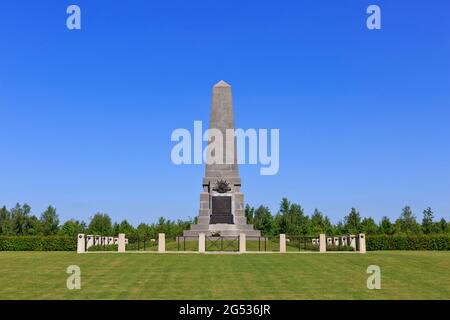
top-left (183, 80), bottom-right (261, 237)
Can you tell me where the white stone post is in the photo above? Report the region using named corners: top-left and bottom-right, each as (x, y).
top-left (239, 233), bottom-right (246, 253)
top-left (198, 233), bottom-right (205, 253)
top-left (86, 235), bottom-right (94, 249)
top-left (319, 234), bottom-right (326, 253)
top-left (158, 233), bottom-right (165, 253)
top-left (349, 235), bottom-right (357, 251)
top-left (358, 233), bottom-right (366, 253)
top-left (279, 234), bottom-right (286, 253)
top-left (77, 234), bottom-right (85, 253)
top-left (118, 233), bottom-right (126, 253)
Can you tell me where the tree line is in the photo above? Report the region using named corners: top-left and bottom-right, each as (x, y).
top-left (0, 203), bottom-right (194, 239)
top-left (0, 198), bottom-right (449, 238)
top-left (245, 198), bottom-right (450, 236)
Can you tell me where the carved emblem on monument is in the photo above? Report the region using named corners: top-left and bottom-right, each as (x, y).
top-left (212, 179), bottom-right (231, 193)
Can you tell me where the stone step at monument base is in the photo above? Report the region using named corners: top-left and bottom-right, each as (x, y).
top-left (183, 223), bottom-right (261, 237)
top-left (183, 229), bottom-right (261, 237)
top-left (188, 223), bottom-right (256, 231)
top-left (196, 216), bottom-right (246, 225)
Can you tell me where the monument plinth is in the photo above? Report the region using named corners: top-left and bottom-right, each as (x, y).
top-left (183, 81), bottom-right (261, 237)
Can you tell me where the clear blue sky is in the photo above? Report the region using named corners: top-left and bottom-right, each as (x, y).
top-left (1, 0), bottom-right (449, 225)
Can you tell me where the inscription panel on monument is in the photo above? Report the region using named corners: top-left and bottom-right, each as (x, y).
top-left (211, 196), bottom-right (232, 215)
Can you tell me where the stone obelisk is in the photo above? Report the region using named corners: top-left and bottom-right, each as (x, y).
top-left (183, 80), bottom-right (261, 237)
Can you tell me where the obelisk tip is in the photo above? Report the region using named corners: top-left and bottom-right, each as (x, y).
top-left (213, 80), bottom-right (231, 88)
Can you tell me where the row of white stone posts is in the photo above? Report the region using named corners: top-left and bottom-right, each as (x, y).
top-left (77, 233), bottom-right (128, 253)
top-left (77, 233), bottom-right (366, 253)
top-left (315, 233), bottom-right (366, 253)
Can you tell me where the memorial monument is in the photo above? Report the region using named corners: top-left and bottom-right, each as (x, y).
top-left (183, 80), bottom-right (261, 237)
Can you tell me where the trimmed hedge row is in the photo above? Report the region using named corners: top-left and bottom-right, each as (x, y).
top-left (1, 235), bottom-right (449, 251)
top-left (366, 235), bottom-right (450, 251)
top-left (326, 244), bottom-right (354, 252)
top-left (88, 244), bottom-right (118, 251)
top-left (0, 236), bottom-right (76, 251)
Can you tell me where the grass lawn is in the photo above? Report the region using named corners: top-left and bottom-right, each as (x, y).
top-left (0, 251), bottom-right (449, 299)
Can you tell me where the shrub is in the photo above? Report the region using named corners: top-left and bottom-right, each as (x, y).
top-left (366, 235), bottom-right (450, 251)
top-left (326, 244), bottom-right (354, 251)
top-left (88, 244), bottom-right (118, 251)
top-left (0, 236), bottom-right (76, 251)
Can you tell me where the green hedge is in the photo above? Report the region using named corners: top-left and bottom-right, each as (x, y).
top-left (1, 235), bottom-right (449, 251)
top-left (326, 244), bottom-right (354, 252)
top-left (88, 244), bottom-right (118, 251)
top-left (0, 236), bottom-right (76, 251)
top-left (366, 235), bottom-right (450, 251)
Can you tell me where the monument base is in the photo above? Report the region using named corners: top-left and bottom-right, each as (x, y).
top-left (183, 223), bottom-right (261, 237)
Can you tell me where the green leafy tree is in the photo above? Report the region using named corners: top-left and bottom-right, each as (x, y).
top-left (88, 212), bottom-right (113, 235)
top-left (0, 206), bottom-right (14, 235)
top-left (253, 206), bottom-right (275, 236)
top-left (60, 219), bottom-right (86, 237)
top-left (309, 209), bottom-right (333, 235)
top-left (40, 206), bottom-right (60, 235)
top-left (245, 205), bottom-right (255, 224)
top-left (396, 206), bottom-right (419, 234)
top-left (421, 207), bottom-right (434, 234)
top-left (379, 216), bottom-right (395, 235)
top-left (343, 208), bottom-right (362, 234)
top-left (334, 221), bottom-right (345, 234)
top-left (274, 198), bottom-right (309, 235)
top-left (275, 198), bottom-right (291, 234)
top-left (437, 218), bottom-right (449, 234)
top-left (361, 217), bottom-right (378, 235)
top-left (11, 203), bottom-right (41, 235)
top-left (114, 219), bottom-right (136, 236)
top-left (136, 223), bottom-right (154, 238)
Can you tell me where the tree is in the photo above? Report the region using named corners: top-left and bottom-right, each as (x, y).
top-left (343, 208), bottom-right (362, 234)
top-left (0, 206), bottom-right (14, 235)
top-left (40, 206), bottom-right (60, 235)
top-left (422, 207), bottom-right (434, 234)
top-left (136, 223), bottom-right (153, 238)
top-left (114, 219), bottom-right (136, 236)
top-left (379, 216), bottom-right (395, 235)
top-left (274, 198), bottom-right (308, 235)
top-left (253, 206), bottom-right (275, 236)
top-left (88, 213), bottom-right (113, 235)
top-left (10, 203), bottom-right (40, 235)
top-left (437, 218), bottom-right (449, 234)
top-left (334, 221), bottom-right (345, 234)
top-left (60, 219), bottom-right (86, 237)
top-left (309, 209), bottom-right (333, 235)
top-left (361, 217), bottom-right (378, 235)
top-left (396, 206), bottom-right (419, 234)
top-left (245, 205), bottom-right (255, 224)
